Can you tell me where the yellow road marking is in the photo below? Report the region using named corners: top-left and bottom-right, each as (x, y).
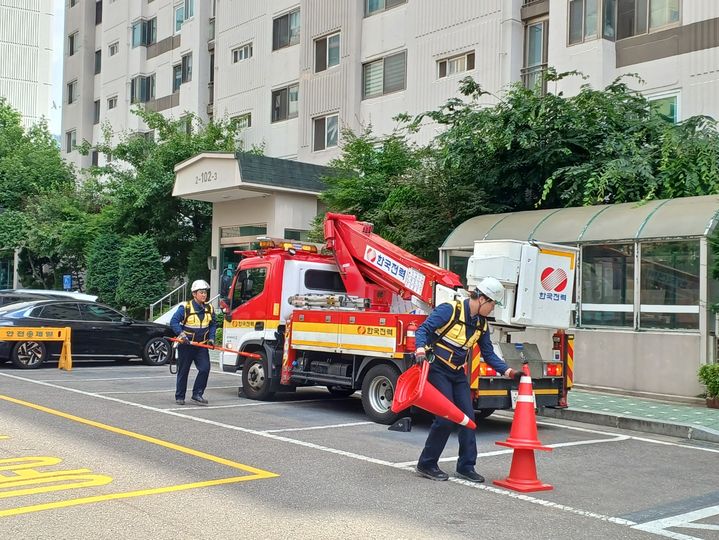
top-left (0, 395), bottom-right (278, 517)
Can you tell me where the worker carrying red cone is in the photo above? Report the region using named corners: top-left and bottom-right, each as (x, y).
top-left (413, 277), bottom-right (523, 483)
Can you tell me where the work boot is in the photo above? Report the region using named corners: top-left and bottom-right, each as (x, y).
top-left (175, 399), bottom-right (185, 405)
top-left (191, 395), bottom-right (209, 405)
top-left (415, 465), bottom-right (449, 481)
top-left (456, 469), bottom-right (485, 483)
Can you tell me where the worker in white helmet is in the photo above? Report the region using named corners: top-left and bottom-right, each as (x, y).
top-left (413, 276), bottom-right (523, 483)
top-left (170, 279), bottom-right (217, 405)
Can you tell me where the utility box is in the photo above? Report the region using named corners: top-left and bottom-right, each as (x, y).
top-left (466, 240), bottom-right (578, 329)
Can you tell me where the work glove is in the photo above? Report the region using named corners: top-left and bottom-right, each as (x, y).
top-left (179, 333), bottom-right (190, 344)
top-left (413, 348), bottom-right (427, 366)
top-left (207, 340), bottom-right (215, 347)
top-left (505, 368), bottom-right (523, 382)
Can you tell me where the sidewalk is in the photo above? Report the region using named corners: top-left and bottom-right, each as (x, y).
top-left (540, 388), bottom-right (719, 444)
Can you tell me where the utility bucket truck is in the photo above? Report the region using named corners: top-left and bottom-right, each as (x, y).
top-left (220, 213), bottom-right (577, 424)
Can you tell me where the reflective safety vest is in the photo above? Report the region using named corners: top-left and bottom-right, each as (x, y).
top-left (181, 301), bottom-right (214, 343)
top-left (432, 300), bottom-right (487, 370)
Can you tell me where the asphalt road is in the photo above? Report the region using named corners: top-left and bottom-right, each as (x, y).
top-left (1, 360), bottom-right (718, 540)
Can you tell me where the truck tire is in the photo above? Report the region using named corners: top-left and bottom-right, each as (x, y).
top-left (327, 385), bottom-right (356, 398)
top-left (11, 341), bottom-right (47, 369)
top-left (361, 364), bottom-right (400, 425)
top-left (475, 408), bottom-right (495, 420)
top-left (241, 352), bottom-right (275, 400)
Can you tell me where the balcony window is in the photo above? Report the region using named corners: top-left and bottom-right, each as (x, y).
top-left (362, 51), bottom-right (406, 99)
top-left (271, 84), bottom-right (299, 123)
top-left (313, 114), bottom-right (338, 151)
top-left (273, 9), bottom-right (300, 51)
top-left (130, 74), bottom-right (155, 104)
top-left (568, 0), bottom-right (599, 44)
top-left (132, 18), bottom-right (157, 48)
top-left (175, 5), bottom-right (184, 33)
top-left (611, 0), bottom-right (680, 40)
top-left (181, 53), bottom-right (192, 83)
top-left (522, 20), bottom-right (547, 92)
top-left (315, 33), bottom-right (340, 72)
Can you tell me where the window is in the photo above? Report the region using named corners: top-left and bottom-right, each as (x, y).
top-left (438, 51), bottom-right (475, 78)
top-left (109, 41), bottom-right (119, 56)
top-left (67, 80), bottom-right (77, 104)
top-left (614, 0), bottom-right (680, 40)
top-left (233, 267), bottom-right (267, 307)
top-left (70, 0), bottom-right (78, 6)
top-left (232, 43), bottom-right (253, 63)
top-left (640, 241), bottom-right (699, 330)
top-left (65, 130), bottom-right (76, 153)
top-left (91, 150), bottom-right (99, 166)
top-left (221, 224), bottom-right (267, 238)
top-left (132, 18), bottom-right (157, 47)
top-left (93, 100), bottom-right (100, 124)
top-left (38, 303), bottom-right (82, 320)
top-left (313, 114), bottom-right (338, 151)
top-left (568, 0), bottom-right (599, 44)
top-left (315, 33), bottom-right (340, 72)
top-left (285, 229), bottom-right (310, 242)
top-left (271, 84), bottom-right (299, 122)
top-left (522, 20), bottom-right (548, 92)
top-left (365, 0), bottom-right (406, 16)
top-left (272, 9), bottom-right (300, 51)
top-left (173, 64), bottom-right (182, 92)
top-left (362, 51), bottom-right (406, 99)
top-left (175, 4), bottom-right (184, 32)
top-left (234, 113), bottom-right (251, 128)
top-left (94, 50), bottom-right (102, 74)
top-left (184, 0), bottom-right (194, 19)
top-left (81, 303), bottom-right (124, 322)
top-left (95, 1), bottom-right (103, 24)
top-left (130, 74), bottom-right (155, 103)
top-left (649, 94), bottom-right (678, 123)
top-left (107, 95), bottom-right (118, 109)
top-left (181, 53), bottom-right (192, 83)
top-left (304, 269), bottom-right (346, 292)
top-left (68, 32), bottom-right (78, 56)
top-left (580, 244), bottom-right (634, 327)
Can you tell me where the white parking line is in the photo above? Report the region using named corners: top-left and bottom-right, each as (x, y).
top-left (165, 397), bottom-right (353, 411)
top-left (262, 421), bottom-right (373, 433)
top-left (99, 386), bottom-right (239, 395)
top-left (0, 371), bottom-right (712, 535)
top-left (38, 375), bottom-right (174, 382)
top-left (632, 504), bottom-right (719, 539)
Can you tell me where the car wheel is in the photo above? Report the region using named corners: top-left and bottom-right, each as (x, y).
top-left (241, 352), bottom-right (275, 400)
top-left (327, 385), bottom-right (356, 398)
top-left (361, 364), bottom-right (400, 425)
top-left (475, 408), bottom-right (496, 420)
top-left (11, 341), bottom-right (47, 369)
top-left (142, 337), bottom-right (170, 366)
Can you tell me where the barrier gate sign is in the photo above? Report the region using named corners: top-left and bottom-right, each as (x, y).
top-left (0, 327), bottom-right (73, 370)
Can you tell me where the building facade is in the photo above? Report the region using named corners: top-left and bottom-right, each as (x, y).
top-left (0, 0), bottom-right (53, 127)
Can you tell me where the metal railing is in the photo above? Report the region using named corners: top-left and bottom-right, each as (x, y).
top-left (149, 282), bottom-right (188, 321)
top-left (521, 64), bottom-right (548, 94)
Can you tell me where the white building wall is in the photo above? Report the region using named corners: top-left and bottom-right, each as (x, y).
top-left (0, 0), bottom-right (53, 127)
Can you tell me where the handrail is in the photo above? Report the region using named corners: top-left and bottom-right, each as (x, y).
top-left (149, 282), bottom-right (188, 321)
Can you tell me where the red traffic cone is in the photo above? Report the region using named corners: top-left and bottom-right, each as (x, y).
top-left (493, 364), bottom-right (553, 492)
top-left (392, 362), bottom-right (476, 430)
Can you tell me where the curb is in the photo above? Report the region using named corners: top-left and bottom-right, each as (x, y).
top-left (538, 407), bottom-right (719, 444)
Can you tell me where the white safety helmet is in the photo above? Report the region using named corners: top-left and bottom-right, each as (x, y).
top-left (191, 279), bottom-right (211, 293)
top-left (475, 277), bottom-right (504, 306)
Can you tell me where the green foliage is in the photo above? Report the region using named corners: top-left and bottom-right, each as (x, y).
top-left (84, 109), bottom-right (246, 277)
top-left (215, 310), bottom-right (224, 344)
top-left (115, 235), bottom-right (166, 318)
top-left (85, 233), bottom-right (124, 305)
top-left (698, 363), bottom-right (719, 398)
top-left (186, 229), bottom-right (211, 283)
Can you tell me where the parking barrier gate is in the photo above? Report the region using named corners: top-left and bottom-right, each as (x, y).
top-left (0, 327), bottom-right (73, 371)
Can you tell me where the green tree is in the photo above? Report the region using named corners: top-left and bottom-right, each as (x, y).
top-left (86, 232), bottom-right (124, 305)
top-left (85, 109), bottom-right (250, 277)
top-left (186, 229), bottom-right (211, 283)
top-left (115, 234), bottom-right (166, 319)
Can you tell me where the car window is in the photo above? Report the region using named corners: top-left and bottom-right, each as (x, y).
top-left (80, 304), bottom-right (124, 322)
top-left (38, 303), bottom-right (82, 320)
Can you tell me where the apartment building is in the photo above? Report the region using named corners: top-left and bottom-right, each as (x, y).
top-left (61, 0), bottom-right (213, 169)
top-left (0, 0), bottom-right (53, 127)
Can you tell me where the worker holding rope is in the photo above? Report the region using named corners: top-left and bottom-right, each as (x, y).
top-left (170, 279), bottom-right (217, 406)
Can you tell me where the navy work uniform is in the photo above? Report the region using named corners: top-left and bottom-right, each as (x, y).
top-left (415, 298), bottom-right (510, 476)
top-left (170, 300), bottom-right (217, 403)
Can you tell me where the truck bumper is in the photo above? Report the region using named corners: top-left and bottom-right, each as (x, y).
top-left (473, 377), bottom-right (563, 410)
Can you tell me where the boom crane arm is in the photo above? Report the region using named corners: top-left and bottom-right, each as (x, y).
top-left (323, 213), bottom-right (463, 310)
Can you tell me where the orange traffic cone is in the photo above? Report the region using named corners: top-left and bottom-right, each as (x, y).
top-left (392, 362), bottom-right (477, 430)
top-left (493, 364), bottom-right (553, 492)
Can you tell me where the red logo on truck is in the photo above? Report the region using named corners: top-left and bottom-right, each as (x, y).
top-left (540, 267), bottom-right (568, 292)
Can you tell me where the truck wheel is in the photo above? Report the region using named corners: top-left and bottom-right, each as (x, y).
top-left (11, 341), bottom-right (47, 369)
top-left (475, 408), bottom-right (495, 420)
top-left (241, 352), bottom-right (275, 400)
top-left (361, 364), bottom-right (400, 425)
top-left (327, 385), bottom-right (355, 398)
